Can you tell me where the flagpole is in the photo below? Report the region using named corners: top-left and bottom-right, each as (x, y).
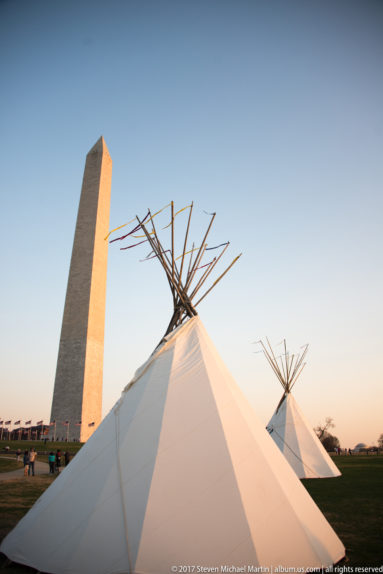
top-left (4, 421), bottom-right (11, 441)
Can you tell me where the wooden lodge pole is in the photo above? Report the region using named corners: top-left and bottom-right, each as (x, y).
top-left (189, 242), bottom-right (230, 301)
top-left (194, 253), bottom-right (242, 308)
top-left (184, 212), bottom-right (216, 292)
top-left (177, 202), bottom-right (193, 292)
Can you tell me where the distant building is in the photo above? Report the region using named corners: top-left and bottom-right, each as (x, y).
top-left (353, 443), bottom-right (371, 452)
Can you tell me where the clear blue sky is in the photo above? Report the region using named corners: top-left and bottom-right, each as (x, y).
top-left (1, 0), bottom-right (382, 448)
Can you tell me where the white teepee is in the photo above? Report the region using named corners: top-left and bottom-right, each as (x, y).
top-left (1, 204), bottom-right (344, 573)
top-left (259, 338), bottom-right (341, 479)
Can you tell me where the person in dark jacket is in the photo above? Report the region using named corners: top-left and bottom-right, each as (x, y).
top-left (55, 449), bottom-right (61, 472)
top-left (28, 448), bottom-right (37, 476)
top-left (23, 450), bottom-right (29, 476)
top-left (48, 452), bottom-right (55, 474)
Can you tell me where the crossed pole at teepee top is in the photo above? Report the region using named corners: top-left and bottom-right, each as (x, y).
top-left (136, 202), bottom-right (242, 338)
top-left (108, 201), bottom-right (242, 340)
top-left (255, 338), bottom-right (309, 411)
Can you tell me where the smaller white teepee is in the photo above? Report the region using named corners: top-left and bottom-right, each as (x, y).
top-left (258, 339), bottom-right (341, 479)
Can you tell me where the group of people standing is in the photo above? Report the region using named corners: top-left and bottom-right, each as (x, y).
top-left (22, 448), bottom-right (37, 476)
top-left (19, 448), bottom-right (71, 476)
top-left (48, 450), bottom-right (70, 474)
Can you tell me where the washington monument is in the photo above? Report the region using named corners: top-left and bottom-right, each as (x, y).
top-left (50, 137), bottom-right (112, 442)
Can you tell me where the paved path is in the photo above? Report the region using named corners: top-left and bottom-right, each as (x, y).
top-left (0, 458), bottom-right (50, 481)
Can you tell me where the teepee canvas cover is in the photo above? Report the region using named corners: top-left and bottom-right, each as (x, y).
top-left (1, 318), bottom-right (344, 573)
top-left (1, 204), bottom-right (344, 572)
top-left (267, 392), bottom-right (341, 479)
top-left (259, 339), bottom-right (341, 479)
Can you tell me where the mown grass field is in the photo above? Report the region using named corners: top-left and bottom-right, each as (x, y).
top-left (0, 453), bottom-right (381, 572)
top-left (302, 454), bottom-right (383, 567)
top-left (0, 440), bottom-right (83, 455)
top-left (0, 459), bottom-right (23, 473)
top-left (0, 440), bottom-right (83, 467)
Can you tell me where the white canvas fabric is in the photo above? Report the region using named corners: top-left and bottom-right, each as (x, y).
top-left (267, 393), bottom-right (341, 479)
top-left (1, 317), bottom-right (344, 573)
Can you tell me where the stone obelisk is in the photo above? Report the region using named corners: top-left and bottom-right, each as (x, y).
top-left (50, 137), bottom-right (112, 442)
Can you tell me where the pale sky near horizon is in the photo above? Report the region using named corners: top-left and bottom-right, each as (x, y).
top-left (1, 0), bottom-right (382, 448)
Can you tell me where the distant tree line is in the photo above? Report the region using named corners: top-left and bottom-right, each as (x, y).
top-left (315, 419), bottom-right (383, 453)
top-left (314, 417), bottom-right (340, 452)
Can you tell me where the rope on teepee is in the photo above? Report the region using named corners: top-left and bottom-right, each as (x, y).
top-left (114, 406), bottom-right (134, 573)
top-left (267, 425), bottom-right (320, 479)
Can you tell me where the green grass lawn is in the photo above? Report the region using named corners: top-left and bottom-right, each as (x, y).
top-left (0, 454), bottom-right (381, 572)
top-left (0, 476), bottom-right (56, 574)
top-left (0, 459), bottom-right (23, 473)
top-left (302, 454), bottom-right (383, 566)
top-left (0, 440), bottom-right (83, 455)
top-left (0, 441), bottom-right (83, 468)
top-left (0, 453), bottom-right (51, 467)
top-left (0, 476), bottom-right (56, 542)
